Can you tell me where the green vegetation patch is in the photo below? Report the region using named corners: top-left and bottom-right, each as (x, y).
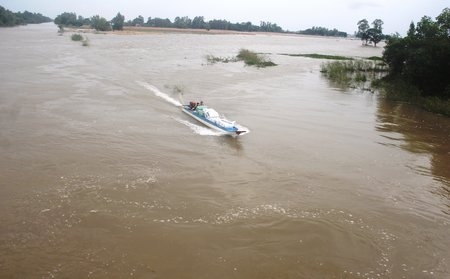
top-left (320, 59), bottom-right (388, 89)
top-left (206, 55), bottom-right (237, 64)
top-left (0, 5), bottom-right (52, 27)
top-left (206, 49), bottom-right (277, 68)
top-left (367, 56), bottom-right (383, 61)
top-left (237, 49), bottom-right (277, 67)
top-left (282, 53), bottom-right (353, 60)
top-left (71, 33), bottom-right (84, 41)
top-left (70, 33), bottom-right (89, 46)
top-left (281, 53), bottom-right (384, 61)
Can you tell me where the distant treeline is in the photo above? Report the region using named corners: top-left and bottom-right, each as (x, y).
top-left (0, 5), bottom-right (52, 26)
top-left (54, 12), bottom-right (284, 33)
top-left (132, 15), bottom-right (284, 32)
top-left (298, 26), bottom-right (347, 37)
top-left (55, 11), bottom-right (352, 36)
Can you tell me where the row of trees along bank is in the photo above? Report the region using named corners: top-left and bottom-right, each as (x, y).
top-left (54, 12), bottom-right (350, 35)
top-left (54, 12), bottom-right (284, 32)
top-left (0, 5), bottom-right (52, 26)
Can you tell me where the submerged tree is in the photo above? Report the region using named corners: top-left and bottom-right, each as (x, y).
top-left (357, 19), bottom-right (370, 44)
top-left (357, 18), bottom-right (384, 46)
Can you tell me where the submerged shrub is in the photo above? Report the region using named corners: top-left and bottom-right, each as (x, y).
top-left (82, 36), bottom-right (89, 46)
top-left (71, 33), bottom-right (83, 41)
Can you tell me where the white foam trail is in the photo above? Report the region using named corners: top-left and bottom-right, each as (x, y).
top-left (136, 81), bottom-right (182, 107)
top-left (173, 117), bottom-right (223, 136)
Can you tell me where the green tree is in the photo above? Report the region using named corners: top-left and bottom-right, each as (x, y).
top-left (369, 19), bottom-right (384, 46)
top-left (1, 6), bottom-right (51, 26)
top-left (367, 28), bottom-right (383, 46)
top-left (436, 7), bottom-right (450, 33)
top-left (383, 8), bottom-right (450, 99)
top-left (208, 19), bottom-right (230, 30)
top-left (131, 15), bottom-right (144, 26)
top-left (54, 12), bottom-right (77, 26)
top-left (192, 16), bottom-right (206, 29)
top-left (174, 16), bottom-right (191, 28)
top-left (111, 12), bottom-right (124, 30)
top-left (259, 21), bottom-right (282, 32)
top-left (357, 19), bottom-right (370, 44)
top-left (146, 17), bottom-right (173, 27)
top-left (415, 16), bottom-right (440, 39)
top-left (372, 19), bottom-right (384, 31)
top-left (300, 26), bottom-right (347, 37)
top-left (0, 5), bottom-right (18, 26)
top-left (357, 18), bottom-right (384, 46)
top-left (407, 21), bottom-right (416, 38)
top-left (90, 15), bottom-right (111, 31)
top-left (75, 15), bottom-right (89, 26)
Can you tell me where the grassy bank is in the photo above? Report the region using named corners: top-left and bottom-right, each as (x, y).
top-left (321, 59), bottom-right (450, 116)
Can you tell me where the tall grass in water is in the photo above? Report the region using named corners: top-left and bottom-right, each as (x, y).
top-left (236, 49), bottom-right (277, 68)
top-left (321, 59), bottom-right (388, 88)
top-left (206, 49), bottom-right (276, 68)
top-left (206, 55), bottom-right (236, 64)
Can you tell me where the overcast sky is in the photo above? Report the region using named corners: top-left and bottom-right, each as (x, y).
top-left (1, 0), bottom-right (448, 34)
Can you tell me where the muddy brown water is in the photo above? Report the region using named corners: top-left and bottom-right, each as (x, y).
top-left (1, 23), bottom-right (449, 278)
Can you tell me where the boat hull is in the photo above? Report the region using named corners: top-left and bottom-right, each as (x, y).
top-left (181, 106), bottom-right (247, 135)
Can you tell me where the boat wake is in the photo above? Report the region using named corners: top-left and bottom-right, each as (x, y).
top-left (136, 81), bottom-right (182, 107)
top-left (173, 117), bottom-right (224, 136)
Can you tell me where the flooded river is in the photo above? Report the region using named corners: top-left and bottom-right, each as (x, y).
top-left (1, 23), bottom-right (449, 278)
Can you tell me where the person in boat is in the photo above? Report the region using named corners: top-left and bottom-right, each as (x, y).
top-left (189, 101), bottom-right (203, 110)
top-left (189, 101), bottom-right (196, 110)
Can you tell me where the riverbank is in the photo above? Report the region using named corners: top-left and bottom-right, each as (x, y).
top-left (374, 78), bottom-right (450, 117)
top-left (319, 56), bottom-right (450, 117)
top-left (122, 26), bottom-right (255, 35)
